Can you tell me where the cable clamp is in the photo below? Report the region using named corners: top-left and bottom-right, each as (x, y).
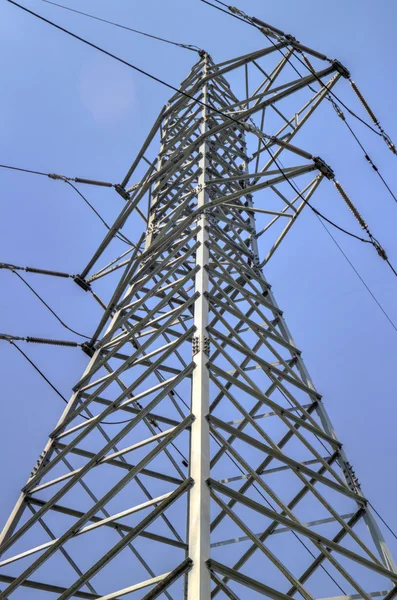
top-left (332, 59), bottom-right (351, 79)
top-left (48, 173), bottom-right (68, 182)
top-left (0, 334), bottom-right (24, 342)
top-left (0, 262), bottom-right (18, 271)
top-left (313, 157), bottom-right (335, 180)
top-left (383, 134), bottom-right (397, 155)
top-left (332, 102), bottom-right (346, 121)
top-left (373, 242), bottom-right (388, 261)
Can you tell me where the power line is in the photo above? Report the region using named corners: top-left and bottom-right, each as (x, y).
top-left (0, 163), bottom-right (114, 186)
top-left (10, 340), bottom-right (71, 403)
top-left (12, 270), bottom-right (91, 339)
top-left (64, 181), bottom-right (132, 246)
top-left (315, 216), bottom-right (397, 334)
top-left (7, 0), bottom-right (203, 102)
top-left (329, 103), bottom-right (397, 206)
top-left (0, 163), bottom-right (135, 245)
top-left (39, 0), bottom-right (202, 53)
top-left (6, 339), bottom-right (144, 425)
top-left (271, 150), bottom-right (397, 336)
top-left (368, 502), bottom-right (397, 542)
top-left (0, 163), bottom-right (48, 176)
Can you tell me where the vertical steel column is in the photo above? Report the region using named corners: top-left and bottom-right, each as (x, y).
top-left (188, 53), bottom-right (211, 599)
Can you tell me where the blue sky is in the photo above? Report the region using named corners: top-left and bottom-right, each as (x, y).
top-left (1, 0), bottom-right (397, 572)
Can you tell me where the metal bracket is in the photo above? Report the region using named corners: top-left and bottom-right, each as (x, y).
top-left (313, 156), bottom-right (335, 180)
top-left (332, 59), bottom-right (351, 79)
top-left (73, 275), bottom-right (91, 292)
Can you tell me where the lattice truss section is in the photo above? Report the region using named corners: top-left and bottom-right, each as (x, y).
top-left (1, 41), bottom-right (396, 600)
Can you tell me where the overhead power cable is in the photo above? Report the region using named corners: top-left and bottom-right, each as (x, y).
top-left (270, 156), bottom-right (397, 334)
top-left (64, 181), bottom-right (134, 246)
top-left (329, 102), bottom-right (397, 206)
top-left (39, 0), bottom-right (202, 53)
top-left (4, 339), bottom-right (143, 425)
top-left (368, 502), bottom-right (397, 542)
top-left (12, 270), bottom-right (91, 339)
top-left (316, 216), bottom-right (397, 334)
top-left (0, 163), bottom-right (114, 186)
top-left (0, 163), bottom-right (135, 246)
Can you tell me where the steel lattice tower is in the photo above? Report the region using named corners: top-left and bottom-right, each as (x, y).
top-left (1, 33), bottom-right (397, 600)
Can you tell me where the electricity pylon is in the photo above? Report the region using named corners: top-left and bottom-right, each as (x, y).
top-left (1, 33), bottom-right (397, 600)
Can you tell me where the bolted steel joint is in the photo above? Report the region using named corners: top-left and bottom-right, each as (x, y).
top-left (332, 59), bottom-right (351, 79)
top-left (73, 274), bottom-right (91, 292)
top-left (192, 335), bottom-right (200, 356)
top-left (114, 184), bottom-right (130, 200)
top-left (192, 335), bottom-right (210, 357)
top-left (313, 157), bottom-right (335, 180)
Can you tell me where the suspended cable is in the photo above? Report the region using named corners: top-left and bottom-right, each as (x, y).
top-left (65, 181), bottom-right (133, 246)
top-left (4, 338), bottom-right (152, 425)
top-left (12, 270), bottom-right (91, 339)
top-left (263, 148), bottom-right (372, 244)
top-left (7, 0), bottom-right (207, 102)
top-left (316, 217), bottom-right (397, 333)
top-left (0, 164), bottom-right (137, 247)
top-left (0, 163), bottom-right (49, 176)
top-left (330, 102), bottom-right (397, 206)
top-left (0, 163), bottom-right (114, 186)
top-left (368, 502), bottom-right (397, 542)
top-left (39, 0), bottom-right (202, 53)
